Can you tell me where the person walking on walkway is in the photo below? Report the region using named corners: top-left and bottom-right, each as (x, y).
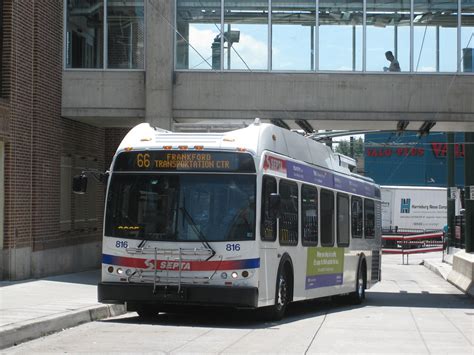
top-left (384, 51), bottom-right (401, 72)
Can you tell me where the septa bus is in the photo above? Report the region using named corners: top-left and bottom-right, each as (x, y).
top-left (80, 120), bottom-right (381, 320)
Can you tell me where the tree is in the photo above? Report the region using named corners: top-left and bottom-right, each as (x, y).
top-left (335, 137), bottom-right (364, 157)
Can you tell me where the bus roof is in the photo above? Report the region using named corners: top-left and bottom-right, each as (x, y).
top-left (117, 121), bottom-right (373, 184)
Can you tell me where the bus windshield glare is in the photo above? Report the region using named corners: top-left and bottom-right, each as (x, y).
top-left (105, 174), bottom-right (256, 242)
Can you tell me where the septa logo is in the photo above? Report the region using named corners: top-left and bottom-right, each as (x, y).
top-left (144, 259), bottom-right (191, 271)
top-left (400, 198), bottom-right (411, 214)
top-left (263, 155), bottom-right (287, 173)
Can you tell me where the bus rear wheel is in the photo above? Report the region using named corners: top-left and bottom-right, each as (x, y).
top-left (349, 262), bottom-right (366, 304)
top-left (263, 269), bottom-right (289, 321)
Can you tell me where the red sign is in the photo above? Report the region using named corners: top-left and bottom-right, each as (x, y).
top-left (366, 147), bottom-right (424, 158)
top-left (365, 143), bottom-right (465, 159)
top-left (263, 155), bottom-right (287, 173)
top-left (431, 143), bottom-right (465, 158)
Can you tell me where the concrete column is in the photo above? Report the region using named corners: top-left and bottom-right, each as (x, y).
top-left (447, 133), bottom-right (455, 245)
top-left (465, 132), bottom-right (474, 253)
top-left (145, 0), bottom-right (174, 130)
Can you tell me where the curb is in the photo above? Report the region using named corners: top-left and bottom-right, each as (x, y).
top-left (0, 304), bottom-right (127, 350)
top-left (423, 260), bottom-right (447, 280)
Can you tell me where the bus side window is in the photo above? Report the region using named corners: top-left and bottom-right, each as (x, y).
top-left (351, 196), bottom-right (363, 238)
top-left (301, 184), bottom-right (318, 246)
top-left (337, 193), bottom-right (350, 247)
top-left (364, 199), bottom-right (375, 238)
top-left (279, 179), bottom-right (298, 246)
top-left (320, 189), bottom-right (334, 246)
top-left (261, 175), bottom-right (277, 241)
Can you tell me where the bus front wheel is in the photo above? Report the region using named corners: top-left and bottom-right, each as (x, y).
top-left (136, 304), bottom-right (159, 319)
top-left (263, 269), bottom-right (290, 321)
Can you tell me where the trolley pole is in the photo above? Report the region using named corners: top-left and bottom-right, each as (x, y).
top-left (465, 132), bottom-right (474, 253)
top-left (447, 133), bottom-right (455, 247)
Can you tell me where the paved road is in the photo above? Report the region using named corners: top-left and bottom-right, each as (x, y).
top-left (3, 255), bottom-right (473, 354)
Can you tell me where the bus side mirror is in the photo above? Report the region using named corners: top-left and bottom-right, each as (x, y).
top-left (269, 193), bottom-right (281, 219)
top-left (73, 175), bottom-right (88, 194)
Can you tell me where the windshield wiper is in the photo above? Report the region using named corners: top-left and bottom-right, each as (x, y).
top-left (180, 207), bottom-right (216, 260)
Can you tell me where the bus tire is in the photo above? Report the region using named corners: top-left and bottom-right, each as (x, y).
top-left (136, 304), bottom-right (159, 319)
top-left (264, 266), bottom-right (290, 321)
top-left (349, 259), bottom-right (366, 304)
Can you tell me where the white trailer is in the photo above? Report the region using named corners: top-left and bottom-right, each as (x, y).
top-left (381, 186), bottom-right (447, 232)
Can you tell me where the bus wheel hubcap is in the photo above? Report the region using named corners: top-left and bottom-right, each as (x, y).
top-left (358, 272), bottom-right (364, 298)
top-left (277, 275), bottom-right (287, 309)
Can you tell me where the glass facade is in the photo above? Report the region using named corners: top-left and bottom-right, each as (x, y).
top-left (462, 0), bottom-right (474, 73)
top-left (66, 0), bottom-right (144, 69)
top-left (107, 1), bottom-right (145, 69)
top-left (175, 0), bottom-right (474, 73)
top-left (319, 0), bottom-right (362, 71)
top-left (366, 0), bottom-right (410, 72)
top-left (272, 0), bottom-right (316, 71)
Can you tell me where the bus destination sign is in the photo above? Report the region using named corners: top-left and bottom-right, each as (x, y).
top-left (114, 151), bottom-right (256, 173)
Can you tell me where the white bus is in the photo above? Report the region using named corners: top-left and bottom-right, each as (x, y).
top-left (88, 120), bottom-right (382, 320)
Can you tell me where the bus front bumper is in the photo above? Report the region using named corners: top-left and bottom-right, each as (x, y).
top-left (98, 282), bottom-right (259, 308)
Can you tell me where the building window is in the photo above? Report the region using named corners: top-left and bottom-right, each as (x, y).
top-left (272, 0), bottom-right (316, 71)
top-left (320, 189), bottom-right (334, 246)
top-left (301, 184), bottom-right (318, 246)
top-left (66, 0), bottom-right (144, 69)
top-left (176, 0), bottom-right (222, 70)
top-left (0, 0), bottom-right (3, 95)
top-left (61, 156), bottom-right (99, 231)
top-left (261, 175), bottom-right (277, 241)
top-left (319, 0), bottom-right (363, 71)
top-left (66, 0), bottom-right (104, 69)
top-left (279, 179), bottom-right (298, 246)
top-left (351, 196), bottom-right (363, 238)
top-left (175, 0), bottom-right (472, 74)
top-left (337, 193), bottom-right (350, 247)
top-left (107, 0), bottom-right (144, 69)
top-left (366, 0), bottom-right (410, 72)
top-left (414, 0), bottom-right (458, 72)
top-left (224, 0), bottom-right (269, 70)
top-left (364, 199), bottom-right (375, 238)
top-left (462, 1), bottom-right (474, 73)
top-left (60, 156), bottom-right (73, 231)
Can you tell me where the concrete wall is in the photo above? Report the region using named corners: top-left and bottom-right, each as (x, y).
top-left (61, 70), bottom-right (474, 131)
top-left (173, 72), bottom-right (474, 130)
top-left (0, 242), bottom-right (101, 280)
top-left (62, 71), bottom-right (145, 127)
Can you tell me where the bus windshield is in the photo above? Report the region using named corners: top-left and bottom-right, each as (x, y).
top-left (105, 174), bottom-right (256, 242)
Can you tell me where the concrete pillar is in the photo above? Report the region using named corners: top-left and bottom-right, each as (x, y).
top-left (447, 133), bottom-right (455, 245)
top-left (145, 0), bottom-right (174, 130)
top-left (465, 132), bottom-right (474, 253)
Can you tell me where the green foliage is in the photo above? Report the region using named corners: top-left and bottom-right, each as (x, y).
top-left (335, 137), bottom-right (364, 157)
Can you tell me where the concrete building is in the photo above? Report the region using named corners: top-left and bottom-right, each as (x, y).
top-left (0, 0), bottom-right (473, 280)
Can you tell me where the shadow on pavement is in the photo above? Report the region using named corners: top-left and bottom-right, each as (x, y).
top-left (100, 289), bottom-right (473, 330)
top-left (100, 298), bottom-right (363, 329)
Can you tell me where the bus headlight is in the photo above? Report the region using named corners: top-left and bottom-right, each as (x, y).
top-left (221, 272), bottom-right (228, 279)
top-left (117, 268), bottom-right (124, 275)
top-left (125, 269), bottom-right (133, 276)
top-left (231, 272), bottom-right (238, 279)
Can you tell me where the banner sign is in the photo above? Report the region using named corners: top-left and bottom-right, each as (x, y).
top-left (305, 247), bottom-right (344, 289)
